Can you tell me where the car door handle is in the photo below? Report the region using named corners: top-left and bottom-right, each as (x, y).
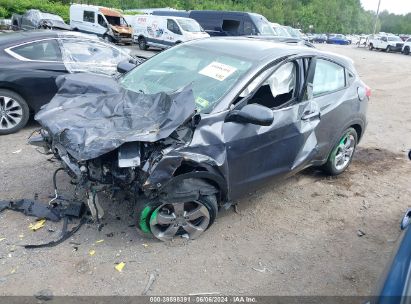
top-left (301, 111), bottom-right (321, 121)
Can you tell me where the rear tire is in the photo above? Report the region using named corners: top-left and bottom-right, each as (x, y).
top-left (369, 43), bottom-right (374, 50)
top-left (138, 37), bottom-right (148, 50)
top-left (0, 89), bottom-right (30, 135)
top-left (322, 128), bottom-right (358, 176)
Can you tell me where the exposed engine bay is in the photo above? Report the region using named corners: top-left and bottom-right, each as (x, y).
top-left (29, 73), bottom-right (222, 233)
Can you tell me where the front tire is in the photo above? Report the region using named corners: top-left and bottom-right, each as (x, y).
top-left (322, 128), bottom-right (358, 176)
top-left (369, 43), bottom-right (374, 50)
top-left (103, 35), bottom-right (114, 43)
top-left (0, 90), bottom-right (30, 135)
top-left (404, 47), bottom-right (410, 55)
top-left (138, 37), bottom-right (148, 50)
top-left (135, 192), bottom-right (218, 241)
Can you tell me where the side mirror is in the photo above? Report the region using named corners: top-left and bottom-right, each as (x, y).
top-left (225, 104), bottom-right (274, 126)
top-left (117, 59), bottom-right (136, 74)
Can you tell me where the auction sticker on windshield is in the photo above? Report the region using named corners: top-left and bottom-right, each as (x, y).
top-left (199, 61), bottom-right (237, 81)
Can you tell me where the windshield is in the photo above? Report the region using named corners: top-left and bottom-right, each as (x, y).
top-left (273, 26), bottom-right (291, 37)
top-left (177, 19), bottom-right (203, 32)
top-left (388, 36), bottom-right (402, 41)
top-left (285, 27), bottom-right (299, 38)
top-left (120, 45), bottom-right (253, 113)
top-left (250, 14), bottom-right (275, 36)
top-left (104, 15), bottom-right (128, 26)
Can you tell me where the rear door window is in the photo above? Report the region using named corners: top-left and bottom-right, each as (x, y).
top-left (83, 11), bottom-right (95, 23)
top-left (59, 39), bottom-right (122, 63)
top-left (222, 19), bottom-right (240, 35)
top-left (9, 40), bottom-right (62, 61)
top-left (313, 59), bottom-right (346, 96)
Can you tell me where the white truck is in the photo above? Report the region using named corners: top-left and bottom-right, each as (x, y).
top-left (70, 4), bottom-right (133, 44)
top-left (125, 14), bottom-right (209, 50)
top-left (368, 34), bottom-right (404, 52)
top-left (402, 37), bottom-right (411, 55)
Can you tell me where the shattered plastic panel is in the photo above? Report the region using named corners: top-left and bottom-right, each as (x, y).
top-left (57, 36), bottom-right (132, 76)
top-left (35, 74), bottom-right (196, 161)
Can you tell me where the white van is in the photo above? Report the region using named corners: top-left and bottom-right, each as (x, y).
top-left (70, 4), bottom-right (133, 44)
top-left (125, 15), bottom-right (209, 50)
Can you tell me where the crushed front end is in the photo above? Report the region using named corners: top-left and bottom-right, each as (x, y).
top-left (30, 73), bottom-right (197, 221)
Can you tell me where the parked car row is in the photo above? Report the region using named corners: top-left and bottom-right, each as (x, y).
top-left (368, 33), bottom-right (411, 56)
top-left (10, 6), bottom-right (314, 49)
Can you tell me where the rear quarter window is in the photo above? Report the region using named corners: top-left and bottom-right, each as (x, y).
top-left (10, 40), bottom-right (62, 61)
top-left (313, 59), bottom-right (346, 97)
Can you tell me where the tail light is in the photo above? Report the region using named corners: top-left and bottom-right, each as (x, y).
top-left (365, 86), bottom-right (371, 97)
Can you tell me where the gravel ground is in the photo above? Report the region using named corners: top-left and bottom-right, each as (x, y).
top-left (0, 44), bottom-right (410, 297)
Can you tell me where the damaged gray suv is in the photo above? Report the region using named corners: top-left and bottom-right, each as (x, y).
top-left (31, 37), bottom-right (369, 241)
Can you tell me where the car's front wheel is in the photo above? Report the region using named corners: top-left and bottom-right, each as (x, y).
top-left (0, 89), bottom-right (30, 135)
top-left (136, 193), bottom-right (218, 242)
top-left (103, 35), bottom-right (113, 43)
top-left (322, 128), bottom-right (358, 175)
top-left (404, 46), bottom-right (410, 55)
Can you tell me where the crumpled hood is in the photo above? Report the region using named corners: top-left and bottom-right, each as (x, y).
top-left (34, 74), bottom-right (195, 161)
top-left (40, 19), bottom-right (71, 30)
top-left (111, 25), bottom-right (132, 35)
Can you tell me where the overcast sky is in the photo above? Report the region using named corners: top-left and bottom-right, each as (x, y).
top-left (361, 0), bottom-right (411, 15)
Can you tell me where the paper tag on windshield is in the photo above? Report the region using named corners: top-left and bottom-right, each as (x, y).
top-left (199, 62), bottom-right (237, 81)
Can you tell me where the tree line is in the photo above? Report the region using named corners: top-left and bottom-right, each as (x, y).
top-left (1, 0), bottom-right (410, 34)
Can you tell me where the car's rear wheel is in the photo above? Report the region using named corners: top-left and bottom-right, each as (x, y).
top-left (322, 128), bottom-right (358, 176)
top-left (138, 37), bottom-right (148, 50)
top-left (369, 43), bottom-right (374, 50)
top-left (404, 47), bottom-right (410, 55)
top-left (136, 193), bottom-right (218, 241)
top-left (0, 90), bottom-right (29, 135)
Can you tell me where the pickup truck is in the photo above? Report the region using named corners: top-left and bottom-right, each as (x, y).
top-left (11, 9), bottom-right (70, 31)
top-left (368, 35), bottom-right (404, 52)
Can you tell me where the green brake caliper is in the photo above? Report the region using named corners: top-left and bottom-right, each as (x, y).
top-left (139, 206), bottom-right (154, 234)
top-left (331, 133), bottom-right (348, 162)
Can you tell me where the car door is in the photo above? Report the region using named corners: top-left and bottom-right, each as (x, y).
top-left (4, 39), bottom-right (67, 112)
top-left (223, 57), bottom-right (321, 199)
top-left (165, 19), bottom-right (181, 46)
top-left (308, 58), bottom-right (359, 161)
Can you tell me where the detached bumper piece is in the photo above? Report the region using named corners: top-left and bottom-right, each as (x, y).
top-left (0, 193), bottom-right (87, 249)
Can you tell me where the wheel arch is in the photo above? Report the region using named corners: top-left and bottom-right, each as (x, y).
top-left (351, 123), bottom-right (363, 141)
top-left (157, 161), bottom-right (228, 206)
top-left (0, 85), bottom-right (32, 112)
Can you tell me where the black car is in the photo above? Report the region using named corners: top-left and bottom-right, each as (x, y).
top-left (32, 37), bottom-right (369, 241)
top-left (0, 30), bottom-right (135, 134)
